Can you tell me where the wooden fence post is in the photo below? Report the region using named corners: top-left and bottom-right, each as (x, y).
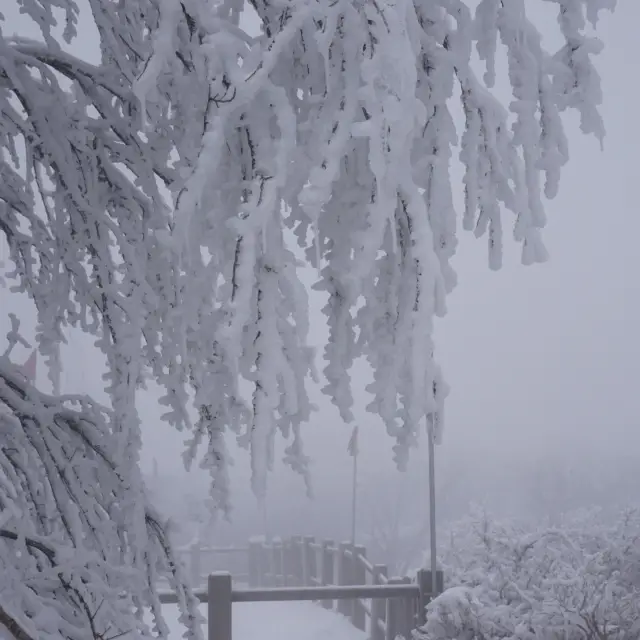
top-left (273, 539), bottom-right (284, 586)
top-left (371, 564), bottom-right (388, 640)
top-left (283, 539), bottom-right (294, 586)
top-left (190, 542), bottom-right (202, 587)
top-left (208, 573), bottom-right (232, 640)
top-left (351, 545), bottom-right (367, 631)
top-left (292, 536), bottom-right (304, 586)
top-left (385, 577), bottom-right (399, 640)
top-left (321, 539), bottom-right (335, 610)
top-left (283, 539), bottom-right (291, 586)
top-left (265, 540), bottom-right (276, 587)
top-left (260, 540), bottom-right (270, 587)
top-left (415, 569), bottom-right (429, 626)
top-left (385, 577), bottom-right (414, 640)
top-left (257, 542), bottom-right (268, 587)
top-left (337, 542), bottom-right (354, 618)
top-left (416, 568), bottom-right (444, 625)
top-left (303, 536), bottom-right (317, 586)
top-left (248, 540), bottom-right (261, 587)
top-left (401, 576), bottom-right (414, 640)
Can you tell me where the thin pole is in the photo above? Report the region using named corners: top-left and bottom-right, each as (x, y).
top-left (261, 498), bottom-right (270, 544)
top-left (351, 449), bottom-right (358, 545)
top-left (427, 415), bottom-right (437, 596)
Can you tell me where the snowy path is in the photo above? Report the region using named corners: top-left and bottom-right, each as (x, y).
top-left (163, 602), bottom-right (367, 640)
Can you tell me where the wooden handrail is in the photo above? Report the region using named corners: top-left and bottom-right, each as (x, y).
top-left (356, 552), bottom-right (375, 574)
top-left (232, 583), bottom-right (420, 603)
top-left (159, 588), bottom-right (206, 605)
top-left (179, 546), bottom-right (247, 554)
top-left (163, 536), bottom-right (444, 640)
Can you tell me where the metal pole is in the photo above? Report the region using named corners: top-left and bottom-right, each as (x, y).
top-left (427, 415), bottom-right (437, 596)
top-left (351, 450), bottom-right (358, 545)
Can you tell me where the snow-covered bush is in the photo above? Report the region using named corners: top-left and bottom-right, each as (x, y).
top-left (418, 509), bottom-right (640, 640)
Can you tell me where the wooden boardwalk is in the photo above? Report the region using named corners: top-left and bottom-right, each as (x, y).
top-left (161, 536), bottom-right (443, 640)
top-left (161, 601), bottom-right (367, 640)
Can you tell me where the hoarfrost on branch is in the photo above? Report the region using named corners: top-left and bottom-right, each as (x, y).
top-left (0, 0), bottom-right (613, 636)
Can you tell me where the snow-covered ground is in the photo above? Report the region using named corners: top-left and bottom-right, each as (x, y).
top-left (163, 602), bottom-right (367, 640)
top-left (0, 603), bottom-right (365, 640)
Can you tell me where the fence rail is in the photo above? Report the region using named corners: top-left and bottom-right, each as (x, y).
top-left (160, 536), bottom-right (444, 640)
top-left (232, 583), bottom-right (420, 602)
top-left (170, 543), bottom-right (249, 587)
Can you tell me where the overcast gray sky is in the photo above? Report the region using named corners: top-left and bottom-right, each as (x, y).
top-left (1, 1), bottom-right (637, 515)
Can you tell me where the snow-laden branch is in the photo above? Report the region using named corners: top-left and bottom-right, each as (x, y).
top-left (0, 358), bottom-right (203, 640)
top-left (0, 0), bottom-right (615, 636)
top-left (1, 0), bottom-right (615, 538)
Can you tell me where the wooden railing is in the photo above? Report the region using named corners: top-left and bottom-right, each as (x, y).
top-left (155, 544), bottom-right (248, 590)
top-left (160, 536), bottom-right (444, 640)
top-left (184, 544), bottom-right (249, 587)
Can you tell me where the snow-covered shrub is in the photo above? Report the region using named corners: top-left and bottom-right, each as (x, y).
top-left (418, 509), bottom-right (640, 640)
top-left (421, 587), bottom-right (484, 640)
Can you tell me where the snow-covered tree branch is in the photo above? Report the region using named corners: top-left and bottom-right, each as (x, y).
top-left (0, 351), bottom-right (202, 640)
top-left (1, 0), bottom-right (615, 503)
top-left (0, 0), bottom-right (615, 635)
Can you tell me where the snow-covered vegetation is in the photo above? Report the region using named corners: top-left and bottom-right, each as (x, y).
top-left (0, 324), bottom-right (202, 640)
top-left (421, 509), bottom-right (640, 640)
top-left (0, 0), bottom-right (615, 510)
top-left (0, 0), bottom-right (616, 638)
